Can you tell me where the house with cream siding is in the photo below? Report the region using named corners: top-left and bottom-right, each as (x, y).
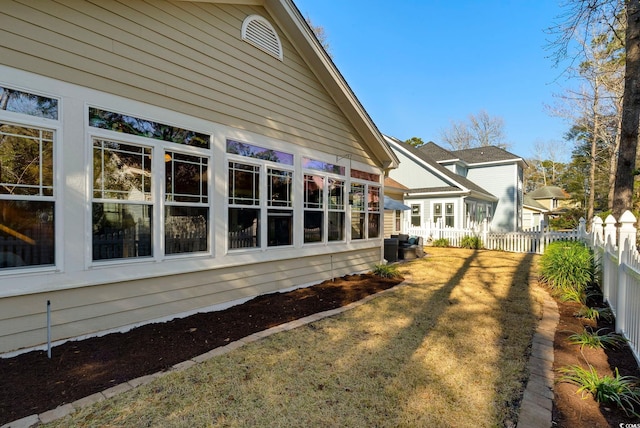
top-left (0, 0), bottom-right (398, 355)
top-left (382, 176), bottom-right (410, 237)
top-left (385, 137), bottom-right (526, 233)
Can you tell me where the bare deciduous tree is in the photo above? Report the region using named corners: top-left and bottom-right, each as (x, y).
top-left (439, 110), bottom-right (509, 150)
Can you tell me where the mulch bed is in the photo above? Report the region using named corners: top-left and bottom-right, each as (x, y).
top-left (0, 273), bottom-right (403, 425)
top-left (551, 289), bottom-right (640, 427)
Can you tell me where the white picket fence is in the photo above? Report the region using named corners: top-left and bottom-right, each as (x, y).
top-left (584, 211), bottom-right (640, 365)
top-left (406, 220), bottom-right (585, 255)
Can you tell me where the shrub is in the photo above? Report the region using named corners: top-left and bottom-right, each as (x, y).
top-left (460, 235), bottom-right (483, 249)
top-left (567, 328), bottom-right (628, 350)
top-left (372, 263), bottom-right (401, 278)
top-left (558, 365), bottom-right (640, 417)
top-left (432, 238), bottom-right (449, 247)
top-left (539, 240), bottom-right (594, 293)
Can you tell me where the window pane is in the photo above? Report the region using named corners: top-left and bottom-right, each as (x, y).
top-left (268, 169), bottom-right (292, 207)
top-left (351, 211), bottom-right (365, 240)
top-left (328, 179), bottom-right (344, 210)
top-left (350, 183), bottom-right (365, 211)
top-left (368, 186), bottom-right (380, 211)
top-left (166, 152), bottom-right (208, 203)
top-left (165, 206), bottom-right (208, 254)
top-left (328, 211), bottom-right (344, 241)
top-left (268, 209), bottom-right (292, 246)
top-left (304, 211), bottom-right (323, 243)
top-left (0, 124), bottom-right (54, 196)
top-left (0, 200), bottom-right (54, 268)
top-left (302, 157), bottom-right (345, 175)
top-left (93, 139), bottom-right (152, 200)
top-left (229, 207), bottom-right (259, 249)
top-left (227, 140), bottom-right (293, 165)
top-left (368, 213), bottom-right (380, 238)
top-left (411, 204), bottom-right (421, 227)
top-left (304, 175), bottom-right (323, 209)
top-left (446, 203), bottom-right (454, 215)
top-left (89, 107), bottom-right (209, 148)
top-left (351, 169), bottom-right (379, 182)
top-left (92, 203), bottom-right (152, 260)
top-left (0, 87), bottom-right (58, 119)
top-left (228, 162), bottom-right (259, 205)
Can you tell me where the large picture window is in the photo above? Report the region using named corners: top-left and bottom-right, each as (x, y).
top-left (0, 86), bottom-right (57, 269)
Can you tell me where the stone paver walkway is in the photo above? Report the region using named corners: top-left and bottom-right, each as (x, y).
top-left (516, 290), bottom-right (559, 428)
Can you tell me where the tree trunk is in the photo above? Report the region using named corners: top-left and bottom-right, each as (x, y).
top-left (609, 97), bottom-right (623, 211)
top-left (589, 99), bottom-right (598, 227)
top-left (613, 0), bottom-right (640, 218)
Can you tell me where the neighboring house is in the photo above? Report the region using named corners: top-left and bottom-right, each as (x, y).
top-left (383, 177), bottom-right (410, 237)
top-left (385, 137), bottom-right (526, 232)
top-left (526, 186), bottom-right (573, 213)
top-left (523, 194), bottom-right (550, 230)
top-left (0, 0), bottom-right (399, 355)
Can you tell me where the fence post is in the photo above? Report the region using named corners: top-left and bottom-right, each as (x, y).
top-left (616, 211), bottom-right (637, 335)
top-left (591, 216), bottom-right (603, 247)
top-left (539, 220), bottom-right (547, 254)
top-left (604, 215), bottom-right (616, 247)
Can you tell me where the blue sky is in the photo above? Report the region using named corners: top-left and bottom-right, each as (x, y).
top-left (293, 0), bottom-right (574, 160)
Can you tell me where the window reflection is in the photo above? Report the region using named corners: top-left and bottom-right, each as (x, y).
top-left (92, 203), bottom-right (152, 260)
top-left (227, 140), bottom-right (293, 165)
top-left (302, 157), bottom-right (344, 175)
top-left (0, 200), bottom-right (54, 268)
top-left (89, 107), bottom-right (209, 148)
top-left (0, 87), bottom-right (58, 119)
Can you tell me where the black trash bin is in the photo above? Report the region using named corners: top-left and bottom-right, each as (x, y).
top-left (384, 238), bottom-right (399, 262)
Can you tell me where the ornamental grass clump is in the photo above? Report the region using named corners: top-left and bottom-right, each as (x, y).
top-left (558, 365), bottom-right (640, 417)
top-left (539, 240), bottom-right (594, 293)
top-left (372, 263), bottom-right (401, 278)
top-left (567, 328), bottom-right (628, 350)
top-left (460, 235), bottom-right (483, 249)
top-left (432, 238), bottom-right (449, 247)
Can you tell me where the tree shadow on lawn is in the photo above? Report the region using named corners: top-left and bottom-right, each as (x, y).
top-left (278, 249), bottom-right (541, 427)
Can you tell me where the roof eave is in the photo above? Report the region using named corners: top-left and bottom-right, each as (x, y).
top-left (267, 0), bottom-right (399, 170)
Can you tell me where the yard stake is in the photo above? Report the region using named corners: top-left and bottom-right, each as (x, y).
top-left (47, 300), bottom-right (51, 359)
top-left (331, 254), bottom-right (334, 282)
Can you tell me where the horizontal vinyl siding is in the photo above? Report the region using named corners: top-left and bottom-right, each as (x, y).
top-left (0, 0), bottom-right (376, 165)
top-left (389, 151), bottom-right (449, 188)
top-left (466, 164), bottom-right (516, 231)
top-left (0, 247), bottom-right (380, 354)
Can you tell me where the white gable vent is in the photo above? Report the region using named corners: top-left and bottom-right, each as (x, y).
top-left (242, 14), bottom-right (283, 61)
